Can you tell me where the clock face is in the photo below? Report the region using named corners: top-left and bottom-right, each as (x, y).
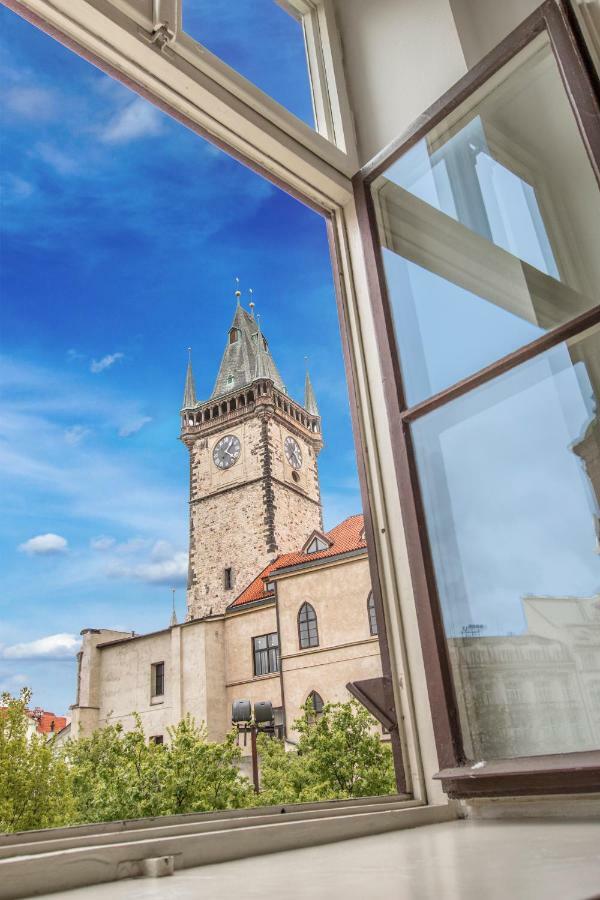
top-left (284, 436), bottom-right (303, 470)
top-left (213, 434), bottom-right (241, 470)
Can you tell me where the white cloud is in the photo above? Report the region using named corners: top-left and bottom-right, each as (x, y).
top-left (2, 633), bottom-right (80, 660)
top-left (0, 672), bottom-right (30, 694)
top-left (90, 352), bottom-right (124, 374)
top-left (108, 548), bottom-right (187, 587)
top-left (3, 174), bottom-right (34, 200)
top-left (66, 349), bottom-right (84, 362)
top-left (90, 535), bottom-right (116, 551)
top-left (64, 425), bottom-right (91, 446)
top-left (101, 98), bottom-right (163, 144)
top-left (35, 143), bottom-right (79, 175)
top-left (118, 416), bottom-right (152, 437)
top-left (4, 86), bottom-right (57, 121)
top-left (18, 533), bottom-right (68, 556)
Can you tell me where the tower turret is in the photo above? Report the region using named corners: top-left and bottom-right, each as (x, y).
top-left (180, 291), bottom-right (323, 620)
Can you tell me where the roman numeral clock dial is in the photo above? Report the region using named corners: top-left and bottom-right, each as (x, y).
top-left (213, 434), bottom-right (241, 470)
top-left (284, 436), bottom-right (302, 470)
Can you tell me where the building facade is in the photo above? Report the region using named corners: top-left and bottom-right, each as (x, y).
top-left (70, 300), bottom-right (381, 746)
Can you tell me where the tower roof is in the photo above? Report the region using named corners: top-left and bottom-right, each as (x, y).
top-left (304, 369), bottom-right (319, 417)
top-left (182, 350), bottom-right (197, 409)
top-left (211, 303), bottom-right (285, 399)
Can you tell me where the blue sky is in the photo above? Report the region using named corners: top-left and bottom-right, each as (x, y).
top-left (0, 5), bottom-right (359, 715)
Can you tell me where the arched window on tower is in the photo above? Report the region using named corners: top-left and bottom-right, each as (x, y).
top-left (298, 601), bottom-right (319, 649)
top-left (367, 591), bottom-right (378, 636)
top-left (229, 327), bottom-right (239, 344)
top-left (305, 690), bottom-right (324, 723)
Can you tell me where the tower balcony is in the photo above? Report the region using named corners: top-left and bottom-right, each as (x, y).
top-left (180, 378), bottom-right (322, 441)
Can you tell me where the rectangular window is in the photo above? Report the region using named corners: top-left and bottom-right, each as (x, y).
top-left (224, 567), bottom-right (233, 590)
top-left (150, 735), bottom-right (164, 745)
top-left (356, 1), bottom-right (600, 797)
top-left (152, 662), bottom-right (165, 697)
top-left (253, 632), bottom-right (280, 676)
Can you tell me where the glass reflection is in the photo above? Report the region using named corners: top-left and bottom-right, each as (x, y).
top-left (412, 327), bottom-right (600, 758)
top-left (372, 35), bottom-right (600, 406)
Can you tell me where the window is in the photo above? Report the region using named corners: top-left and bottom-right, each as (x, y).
top-left (253, 632), bottom-right (280, 676)
top-left (273, 706), bottom-right (285, 740)
top-left (367, 592), bottom-right (378, 636)
top-left (306, 691), bottom-right (324, 722)
top-left (229, 328), bottom-right (239, 344)
top-left (306, 536), bottom-right (328, 553)
top-left (151, 662), bottom-right (165, 697)
top-left (150, 735), bottom-right (164, 745)
top-left (298, 602), bottom-right (319, 649)
top-left (224, 567), bottom-right (233, 590)
top-left (356, 5), bottom-right (600, 797)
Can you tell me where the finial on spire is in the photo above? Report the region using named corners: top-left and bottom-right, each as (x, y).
top-left (182, 346), bottom-right (197, 410)
top-left (170, 588), bottom-right (178, 627)
top-left (234, 276), bottom-right (241, 302)
top-left (249, 288), bottom-right (255, 317)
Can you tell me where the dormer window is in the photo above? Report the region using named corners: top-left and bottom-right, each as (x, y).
top-left (303, 530), bottom-right (332, 555)
top-left (229, 328), bottom-right (239, 344)
top-left (306, 536), bottom-right (328, 554)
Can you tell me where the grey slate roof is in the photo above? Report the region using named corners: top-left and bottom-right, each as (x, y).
top-left (211, 304), bottom-right (286, 399)
top-left (304, 370), bottom-right (319, 417)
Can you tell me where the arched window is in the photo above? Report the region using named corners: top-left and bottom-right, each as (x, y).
top-left (306, 691), bottom-right (324, 722)
top-left (298, 601), bottom-right (319, 649)
top-left (229, 328), bottom-right (239, 344)
top-left (367, 591), bottom-right (378, 636)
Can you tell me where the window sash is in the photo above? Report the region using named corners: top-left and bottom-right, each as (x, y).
top-left (153, 663), bottom-right (165, 697)
top-left (353, 0), bottom-right (600, 798)
top-left (253, 633), bottom-right (280, 675)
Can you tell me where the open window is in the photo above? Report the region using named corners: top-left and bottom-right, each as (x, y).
top-left (354, 0), bottom-right (600, 798)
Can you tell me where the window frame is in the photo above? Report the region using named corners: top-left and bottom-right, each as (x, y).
top-left (298, 601), bottom-right (319, 649)
top-left (151, 661), bottom-right (165, 698)
top-left (367, 591), bottom-right (378, 636)
top-left (252, 631), bottom-right (280, 676)
top-left (352, 0), bottom-right (600, 799)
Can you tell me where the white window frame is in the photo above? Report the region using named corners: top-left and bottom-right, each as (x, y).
top-left (0, 0), bottom-right (452, 889)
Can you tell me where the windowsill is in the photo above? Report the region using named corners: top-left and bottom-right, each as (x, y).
top-left (0, 795), bottom-right (445, 897)
top-left (436, 750), bottom-right (600, 798)
top-left (150, 696), bottom-right (165, 705)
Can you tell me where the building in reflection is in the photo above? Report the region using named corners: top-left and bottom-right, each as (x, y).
top-left (449, 593), bottom-right (600, 759)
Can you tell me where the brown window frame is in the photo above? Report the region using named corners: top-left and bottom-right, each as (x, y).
top-left (352, 0), bottom-right (600, 799)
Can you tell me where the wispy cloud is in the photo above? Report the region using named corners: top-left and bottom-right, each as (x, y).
top-left (2, 633), bottom-right (80, 660)
top-left (35, 142), bottom-right (80, 175)
top-left (64, 425), bottom-right (91, 446)
top-left (108, 551), bottom-right (188, 587)
top-left (90, 352), bottom-right (124, 374)
top-left (90, 535), bottom-right (116, 551)
top-left (18, 533), bottom-right (68, 556)
top-left (118, 416), bottom-right (152, 437)
top-left (0, 671), bottom-right (30, 694)
top-left (100, 97), bottom-right (164, 144)
top-left (4, 85), bottom-right (57, 120)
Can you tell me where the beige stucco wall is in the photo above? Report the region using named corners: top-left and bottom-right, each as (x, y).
top-left (275, 554), bottom-right (382, 738)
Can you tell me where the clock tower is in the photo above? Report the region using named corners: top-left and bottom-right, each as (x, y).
top-left (180, 295), bottom-right (323, 620)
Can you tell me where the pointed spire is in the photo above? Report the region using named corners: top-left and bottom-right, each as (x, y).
top-left (170, 588), bottom-right (178, 627)
top-left (254, 313), bottom-right (270, 380)
top-left (182, 347), bottom-right (196, 410)
top-left (304, 363), bottom-right (319, 416)
top-left (235, 276), bottom-right (241, 305)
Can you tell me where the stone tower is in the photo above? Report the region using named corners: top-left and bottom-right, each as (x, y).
top-left (180, 296), bottom-right (323, 619)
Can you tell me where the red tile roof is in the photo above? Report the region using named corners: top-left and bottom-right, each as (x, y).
top-left (229, 514), bottom-right (366, 610)
top-left (0, 708), bottom-right (68, 735)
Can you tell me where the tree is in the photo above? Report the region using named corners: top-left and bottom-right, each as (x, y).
top-left (258, 699), bottom-right (396, 805)
top-left (63, 714), bottom-right (252, 824)
top-left (0, 689), bottom-right (73, 833)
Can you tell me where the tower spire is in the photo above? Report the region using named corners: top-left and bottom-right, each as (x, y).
top-left (254, 312), bottom-right (270, 380)
top-left (170, 588), bottom-right (178, 627)
top-left (304, 362), bottom-right (319, 416)
top-left (182, 347), bottom-right (197, 410)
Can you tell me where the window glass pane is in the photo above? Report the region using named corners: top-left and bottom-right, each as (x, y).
top-left (372, 34), bottom-right (600, 406)
top-left (412, 326), bottom-right (600, 758)
top-left (183, 1), bottom-right (314, 127)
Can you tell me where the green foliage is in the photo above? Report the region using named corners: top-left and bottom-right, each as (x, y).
top-left (0, 692), bottom-right (394, 834)
top-left (0, 689), bottom-right (73, 833)
top-left (63, 714), bottom-right (253, 823)
top-left (258, 699), bottom-right (396, 804)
